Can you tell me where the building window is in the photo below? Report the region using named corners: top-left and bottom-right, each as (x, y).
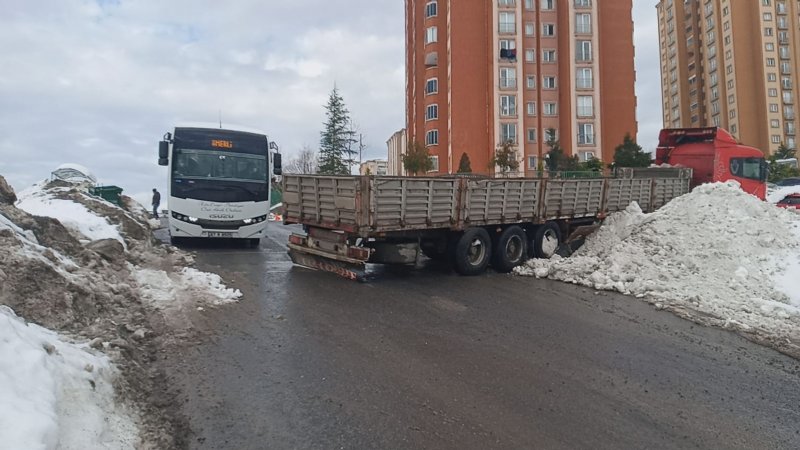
top-left (525, 23), bottom-right (535, 36)
top-left (769, 88), bottom-right (778, 97)
top-left (577, 68), bottom-right (593, 88)
top-left (575, 0), bottom-right (591, 6)
top-left (543, 76), bottom-right (556, 89)
top-left (576, 41), bottom-right (592, 61)
top-left (578, 123), bottom-right (594, 145)
top-left (527, 128), bottom-right (537, 142)
top-left (501, 123), bottom-right (518, 144)
top-left (426, 130), bottom-right (439, 146)
top-left (526, 75), bottom-right (536, 89)
top-left (771, 119), bottom-right (780, 128)
top-left (528, 156), bottom-right (538, 170)
top-left (544, 102), bottom-right (557, 116)
top-left (525, 0), bottom-right (534, 9)
top-left (541, 0), bottom-right (554, 10)
top-left (500, 68), bottom-right (517, 88)
top-left (577, 96), bottom-right (594, 117)
top-left (499, 12), bottom-right (516, 34)
top-left (426, 104), bottom-right (438, 121)
top-left (429, 155), bottom-right (439, 172)
top-left (576, 13), bottom-right (592, 34)
top-left (770, 103), bottom-right (779, 113)
top-left (425, 1), bottom-right (437, 18)
top-left (542, 49), bottom-right (556, 62)
top-left (426, 78), bottom-right (439, 95)
top-left (772, 135), bottom-right (781, 144)
top-left (526, 102), bottom-right (536, 116)
top-left (500, 95), bottom-right (517, 116)
top-left (425, 26), bottom-right (438, 44)
top-left (498, 0), bottom-right (515, 5)
top-left (542, 24), bottom-right (555, 36)
top-left (525, 49), bottom-right (536, 62)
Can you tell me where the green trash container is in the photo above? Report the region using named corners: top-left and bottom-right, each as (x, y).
top-left (89, 186), bottom-right (124, 207)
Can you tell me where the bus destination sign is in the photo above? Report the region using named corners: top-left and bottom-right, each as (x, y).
top-left (211, 139), bottom-right (234, 149)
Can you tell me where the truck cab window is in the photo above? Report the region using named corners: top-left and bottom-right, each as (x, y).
top-left (730, 157), bottom-right (767, 182)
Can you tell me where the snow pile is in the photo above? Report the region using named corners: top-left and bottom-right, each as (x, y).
top-left (16, 183), bottom-right (125, 246)
top-left (0, 306), bottom-right (138, 450)
top-left (133, 266), bottom-right (242, 308)
top-left (516, 182), bottom-right (800, 349)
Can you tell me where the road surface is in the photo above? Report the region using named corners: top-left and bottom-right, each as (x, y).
top-left (161, 223), bottom-right (800, 450)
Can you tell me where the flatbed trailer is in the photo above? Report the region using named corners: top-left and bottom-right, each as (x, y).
top-left (282, 168), bottom-right (691, 280)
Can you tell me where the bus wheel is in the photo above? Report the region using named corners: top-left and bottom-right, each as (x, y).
top-left (451, 228), bottom-right (492, 276)
top-left (533, 222), bottom-right (561, 259)
top-left (492, 226), bottom-right (527, 273)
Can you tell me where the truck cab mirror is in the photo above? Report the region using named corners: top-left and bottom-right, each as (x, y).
top-left (158, 158), bottom-right (169, 166)
top-left (273, 153), bottom-right (282, 175)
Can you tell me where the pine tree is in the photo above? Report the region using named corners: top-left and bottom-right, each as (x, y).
top-left (457, 153), bottom-right (472, 173)
top-left (613, 133), bottom-right (651, 168)
top-left (318, 87), bottom-right (358, 175)
top-left (402, 141), bottom-right (434, 175)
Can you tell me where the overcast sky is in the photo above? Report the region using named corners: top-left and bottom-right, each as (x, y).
top-left (0, 0), bottom-right (661, 205)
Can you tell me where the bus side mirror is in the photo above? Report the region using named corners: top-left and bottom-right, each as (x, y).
top-left (158, 141), bottom-right (169, 166)
top-left (273, 153), bottom-right (282, 175)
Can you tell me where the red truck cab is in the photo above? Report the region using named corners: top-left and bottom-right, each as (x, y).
top-left (655, 127), bottom-right (768, 200)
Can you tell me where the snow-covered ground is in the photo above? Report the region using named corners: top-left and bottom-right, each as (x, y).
top-left (1, 170), bottom-right (244, 447)
top-left (0, 307), bottom-right (138, 450)
top-left (516, 182), bottom-right (800, 350)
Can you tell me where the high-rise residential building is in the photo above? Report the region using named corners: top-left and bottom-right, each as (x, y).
top-left (657, 0), bottom-right (800, 154)
top-left (405, 0), bottom-right (637, 176)
top-left (387, 129), bottom-right (408, 176)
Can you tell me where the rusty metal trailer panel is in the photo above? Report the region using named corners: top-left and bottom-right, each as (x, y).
top-left (282, 171), bottom-right (691, 236)
top-left (462, 179), bottom-right (541, 227)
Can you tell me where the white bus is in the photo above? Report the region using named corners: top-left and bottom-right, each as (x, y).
top-left (158, 125), bottom-right (282, 246)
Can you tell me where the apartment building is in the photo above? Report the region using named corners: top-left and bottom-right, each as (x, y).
top-left (386, 129), bottom-right (408, 176)
top-left (405, 0), bottom-right (637, 176)
top-left (657, 0), bottom-right (800, 154)
top-left (359, 159), bottom-right (389, 176)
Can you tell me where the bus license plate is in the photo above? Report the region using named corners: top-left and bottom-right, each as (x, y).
top-left (205, 232), bottom-right (234, 238)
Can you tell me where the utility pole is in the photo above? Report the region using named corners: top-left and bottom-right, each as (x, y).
top-left (359, 134), bottom-right (364, 165)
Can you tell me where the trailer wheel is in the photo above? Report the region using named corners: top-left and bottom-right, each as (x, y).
top-left (451, 228), bottom-right (492, 276)
top-left (491, 226), bottom-right (527, 273)
top-left (533, 222), bottom-right (561, 259)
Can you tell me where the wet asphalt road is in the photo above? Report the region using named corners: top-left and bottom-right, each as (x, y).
top-left (162, 223), bottom-right (800, 450)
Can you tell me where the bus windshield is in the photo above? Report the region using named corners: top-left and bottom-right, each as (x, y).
top-left (173, 148), bottom-right (267, 183)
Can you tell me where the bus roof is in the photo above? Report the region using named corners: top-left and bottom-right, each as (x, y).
top-left (175, 121), bottom-right (269, 137)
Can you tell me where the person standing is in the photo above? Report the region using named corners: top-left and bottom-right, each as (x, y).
top-left (151, 188), bottom-right (161, 219)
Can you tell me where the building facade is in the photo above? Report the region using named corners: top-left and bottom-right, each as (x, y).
top-left (387, 129), bottom-right (408, 176)
top-left (657, 0), bottom-right (800, 154)
top-left (405, 0), bottom-right (637, 176)
top-left (359, 159), bottom-right (389, 176)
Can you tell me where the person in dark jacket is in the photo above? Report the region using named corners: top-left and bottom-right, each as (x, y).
top-left (151, 188), bottom-right (161, 219)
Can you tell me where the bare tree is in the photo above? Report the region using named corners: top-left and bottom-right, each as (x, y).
top-left (284, 145), bottom-right (319, 174)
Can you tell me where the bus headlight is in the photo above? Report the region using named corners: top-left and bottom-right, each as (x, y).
top-left (188, 217), bottom-right (198, 223)
top-left (243, 218), bottom-right (254, 224)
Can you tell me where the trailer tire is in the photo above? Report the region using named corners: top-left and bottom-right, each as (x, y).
top-left (451, 228), bottom-right (492, 276)
top-left (491, 226), bottom-right (527, 273)
top-left (533, 222), bottom-right (561, 259)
